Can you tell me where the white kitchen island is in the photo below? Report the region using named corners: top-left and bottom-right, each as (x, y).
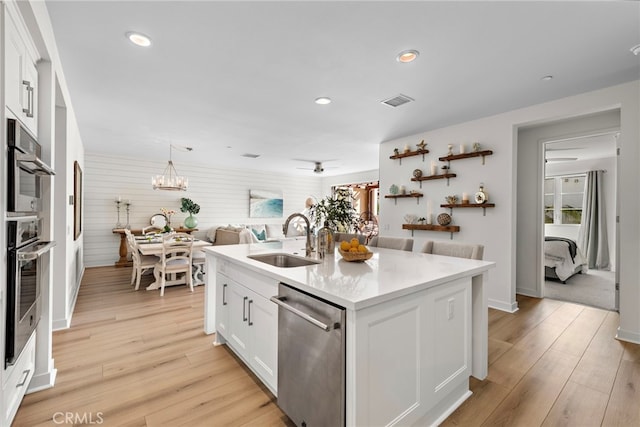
top-left (203, 240), bottom-right (494, 426)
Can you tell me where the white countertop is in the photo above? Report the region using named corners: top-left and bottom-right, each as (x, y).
top-left (204, 240), bottom-right (495, 310)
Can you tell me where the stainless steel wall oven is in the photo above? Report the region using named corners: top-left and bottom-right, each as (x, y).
top-left (5, 217), bottom-right (55, 367)
top-left (7, 118), bottom-right (55, 216)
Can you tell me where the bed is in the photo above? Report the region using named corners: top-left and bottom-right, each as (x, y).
top-left (544, 236), bottom-right (588, 283)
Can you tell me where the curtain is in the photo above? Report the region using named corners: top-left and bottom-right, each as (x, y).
top-left (577, 170), bottom-right (610, 270)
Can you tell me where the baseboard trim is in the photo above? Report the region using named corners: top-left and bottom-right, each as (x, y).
top-left (27, 368), bottom-right (57, 393)
top-left (616, 327), bottom-right (640, 345)
top-left (488, 298), bottom-right (519, 313)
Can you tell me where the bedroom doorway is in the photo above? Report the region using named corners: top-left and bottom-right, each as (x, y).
top-left (542, 131), bottom-right (618, 310)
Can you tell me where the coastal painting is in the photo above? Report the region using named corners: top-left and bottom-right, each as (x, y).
top-left (249, 189), bottom-right (283, 218)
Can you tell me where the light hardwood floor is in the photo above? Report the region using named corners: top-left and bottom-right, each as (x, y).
top-left (13, 267), bottom-right (640, 426)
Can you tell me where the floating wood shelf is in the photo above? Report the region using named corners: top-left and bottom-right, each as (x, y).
top-left (402, 223), bottom-right (460, 239)
top-left (439, 150), bottom-right (493, 165)
top-left (411, 173), bottom-right (456, 187)
top-left (390, 149), bottom-right (430, 164)
top-left (385, 193), bottom-right (423, 205)
top-left (441, 203), bottom-right (495, 216)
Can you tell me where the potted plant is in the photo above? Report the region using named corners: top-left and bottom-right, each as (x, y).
top-left (180, 197), bottom-right (200, 229)
top-left (310, 188), bottom-right (359, 233)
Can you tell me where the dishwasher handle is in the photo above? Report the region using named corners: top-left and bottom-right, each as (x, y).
top-left (270, 296), bottom-right (331, 332)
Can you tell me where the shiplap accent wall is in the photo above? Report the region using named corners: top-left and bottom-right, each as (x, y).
top-left (85, 153), bottom-right (323, 267)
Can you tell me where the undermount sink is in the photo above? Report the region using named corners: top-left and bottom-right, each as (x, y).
top-left (248, 253), bottom-right (320, 268)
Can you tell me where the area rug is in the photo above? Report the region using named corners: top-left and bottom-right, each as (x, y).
top-left (545, 269), bottom-right (616, 311)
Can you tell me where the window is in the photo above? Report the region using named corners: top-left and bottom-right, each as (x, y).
top-left (544, 174), bottom-right (585, 225)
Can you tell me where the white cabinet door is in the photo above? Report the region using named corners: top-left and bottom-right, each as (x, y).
top-left (216, 270), bottom-right (278, 394)
top-left (21, 55), bottom-right (38, 134)
top-left (247, 289), bottom-right (278, 391)
top-left (215, 273), bottom-right (230, 339)
top-left (226, 280), bottom-right (250, 361)
top-left (3, 5), bottom-right (38, 136)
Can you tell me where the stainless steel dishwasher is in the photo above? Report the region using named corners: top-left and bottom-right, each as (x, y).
top-left (271, 283), bottom-right (346, 427)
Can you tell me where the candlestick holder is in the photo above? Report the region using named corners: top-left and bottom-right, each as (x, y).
top-left (115, 200), bottom-right (123, 228)
top-left (125, 201), bottom-right (131, 229)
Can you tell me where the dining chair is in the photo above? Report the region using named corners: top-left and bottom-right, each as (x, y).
top-left (368, 236), bottom-right (414, 251)
top-left (192, 250), bottom-right (206, 286)
top-left (421, 240), bottom-right (484, 260)
top-left (154, 232), bottom-right (194, 296)
top-left (334, 232), bottom-right (366, 245)
top-left (124, 229), bottom-right (160, 290)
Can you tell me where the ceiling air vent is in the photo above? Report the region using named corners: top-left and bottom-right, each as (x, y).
top-left (381, 94), bottom-right (414, 108)
top-left (242, 153), bottom-right (260, 158)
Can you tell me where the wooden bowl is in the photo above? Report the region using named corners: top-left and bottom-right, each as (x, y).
top-left (338, 248), bottom-right (373, 262)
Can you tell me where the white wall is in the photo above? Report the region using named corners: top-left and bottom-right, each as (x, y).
top-left (84, 153), bottom-right (323, 267)
top-left (378, 80), bottom-right (639, 345)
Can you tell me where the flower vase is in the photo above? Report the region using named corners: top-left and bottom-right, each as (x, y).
top-left (184, 214), bottom-right (198, 229)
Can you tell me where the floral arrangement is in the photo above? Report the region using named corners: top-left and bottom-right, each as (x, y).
top-left (160, 208), bottom-right (176, 232)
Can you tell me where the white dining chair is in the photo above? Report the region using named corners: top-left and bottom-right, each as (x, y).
top-left (124, 229), bottom-right (160, 290)
top-left (368, 236), bottom-right (414, 251)
top-left (421, 240), bottom-right (484, 260)
top-left (154, 232), bottom-right (194, 296)
top-left (192, 250), bottom-right (206, 286)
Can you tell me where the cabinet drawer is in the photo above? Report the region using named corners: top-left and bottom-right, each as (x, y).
top-left (218, 261), bottom-right (278, 300)
top-left (3, 332), bottom-right (36, 425)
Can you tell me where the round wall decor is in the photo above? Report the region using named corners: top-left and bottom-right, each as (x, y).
top-left (413, 169), bottom-right (423, 178)
top-left (437, 213), bottom-right (452, 226)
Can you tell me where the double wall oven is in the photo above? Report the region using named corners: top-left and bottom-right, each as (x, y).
top-left (5, 118), bottom-right (56, 367)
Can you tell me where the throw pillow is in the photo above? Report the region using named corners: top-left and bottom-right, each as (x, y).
top-left (252, 228), bottom-right (266, 241)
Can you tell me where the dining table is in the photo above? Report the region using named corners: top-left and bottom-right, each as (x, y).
top-left (135, 236), bottom-right (212, 291)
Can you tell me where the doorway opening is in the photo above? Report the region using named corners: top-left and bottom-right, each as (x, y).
top-left (542, 131), bottom-right (618, 310)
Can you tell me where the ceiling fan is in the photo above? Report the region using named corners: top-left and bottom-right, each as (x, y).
top-left (295, 159), bottom-right (338, 174)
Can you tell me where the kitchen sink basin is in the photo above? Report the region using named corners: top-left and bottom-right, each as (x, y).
top-left (248, 253), bottom-right (320, 268)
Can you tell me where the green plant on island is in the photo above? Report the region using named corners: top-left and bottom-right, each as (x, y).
top-left (309, 188), bottom-right (359, 233)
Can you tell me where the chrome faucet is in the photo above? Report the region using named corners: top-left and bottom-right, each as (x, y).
top-left (283, 213), bottom-right (313, 257)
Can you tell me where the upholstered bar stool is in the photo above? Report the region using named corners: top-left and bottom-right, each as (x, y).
top-left (368, 236), bottom-right (414, 252)
top-left (421, 240), bottom-right (484, 260)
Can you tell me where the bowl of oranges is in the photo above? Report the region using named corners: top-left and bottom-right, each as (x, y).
top-left (338, 238), bottom-right (373, 262)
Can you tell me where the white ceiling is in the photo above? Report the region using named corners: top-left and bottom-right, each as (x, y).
top-left (44, 1), bottom-right (640, 177)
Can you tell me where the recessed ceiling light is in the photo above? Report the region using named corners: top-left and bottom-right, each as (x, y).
top-left (631, 44), bottom-right (640, 56)
top-left (315, 97), bottom-right (331, 105)
top-left (126, 31), bottom-right (152, 47)
top-left (396, 49), bottom-right (419, 63)
top-left (541, 75), bottom-right (553, 81)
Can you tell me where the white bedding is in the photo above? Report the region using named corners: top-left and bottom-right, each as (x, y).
top-left (544, 239), bottom-right (588, 281)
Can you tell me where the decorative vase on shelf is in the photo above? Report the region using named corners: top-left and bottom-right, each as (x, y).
top-left (184, 214), bottom-right (198, 229)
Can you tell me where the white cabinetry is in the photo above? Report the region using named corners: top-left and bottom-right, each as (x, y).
top-left (2, 332), bottom-right (36, 426)
top-left (215, 267), bottom-right (278, 394)
top-left (4, 3), bottom-right (39, 136)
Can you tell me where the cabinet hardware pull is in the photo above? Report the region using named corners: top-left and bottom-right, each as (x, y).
top-left (248, 299), bottom-right (253, 326)
top-left (21, 81), bottom-right (34, 118)
top-left (222, 284), bottom-right (227, 305)
top-left (270, 296), bottom-right (331, 331)
top-left (27, 86), bottom-right (34, 118)
top-left (243, 296), bottom-right (248, 321)
top-left (17, 369), bottom-right (30, 387)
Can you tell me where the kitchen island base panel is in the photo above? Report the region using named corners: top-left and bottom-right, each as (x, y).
top-left (348, 277), bottom-right (471, 426)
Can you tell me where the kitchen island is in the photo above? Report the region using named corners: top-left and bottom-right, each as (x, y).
top-left (203, 240), bottom-right (494, 426)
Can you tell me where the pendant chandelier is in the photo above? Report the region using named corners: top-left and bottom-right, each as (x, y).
top-left (152, 144), bottom-right (190, 191)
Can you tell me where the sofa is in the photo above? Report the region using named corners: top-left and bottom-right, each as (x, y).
top-left (207, 223), bottom-right (306, 245)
